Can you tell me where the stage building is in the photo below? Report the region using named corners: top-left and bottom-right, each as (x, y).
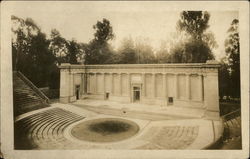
top-left (59, 60), bottom-right (220, 119)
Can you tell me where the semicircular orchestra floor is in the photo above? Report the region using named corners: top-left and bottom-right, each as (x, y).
top-left (71, 118), bottom-right (139, 143)
top-left (14, 104), bottom-right (215, 150)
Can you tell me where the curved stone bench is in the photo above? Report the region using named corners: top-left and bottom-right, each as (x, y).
top-left (14, 105), bottom-right (223, 150)
top-left (14, 107), bottom-right (85, 149)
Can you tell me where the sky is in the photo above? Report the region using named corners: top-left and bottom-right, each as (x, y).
top-left (9, 1), bottom-right (238, 60)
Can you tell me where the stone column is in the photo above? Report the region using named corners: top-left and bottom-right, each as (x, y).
top-left (175, 74), bottom-right (178, 99)
top-left (103, 73), bottom-right (106, 94)
top-left (186, 74), bottom-right (190, 100)
top-left (142, 73), bottom-right (146, 97)
top-left (86, 73), bottom-right (89, 94)
top-left (84, 73), bottom-right (88, 95)
top-left (69, 72), bottom-right (76, 102)
top-left (152, 73), bottom-right (156, 98)
top-left (69, 73), bottom-right (73, 96)
top-left (198, 75), bottom-right (203, 101)
top-left (128, 73), bottom-right (131, 102)
top-left (119, 73), bottom-right (122, 96)
top-left (163, 73), bottom-right (167, 105)
top-left (204, 71), bottom-right (220, 119)
top-left (81, 73), bottom-right (85, 95)
top-left (110, 73), bottom-right (114, 95)
top-left (94, 73), bottom-right (97, 94)
top-left (60, 69), bottom-right (70, 103)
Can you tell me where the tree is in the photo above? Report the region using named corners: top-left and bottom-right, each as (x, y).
top-left (134, 37), bottom-right (156, 64)
top-left (93, 18), bottom-right (114, 43)
top-left (66, 39), bottom-right (80, 64)
top-left (177, 11), bottom-right (210, 40)
top-left (218, 58), bottom-right (231, 99)
top-left (49, 29), bottom-right (68, 65)
top-left (170, 11), bottom-right (217, 63)
top-left (12, 16), bottom-right (56, 87)
top-left (224, 19), bottom-right (240, 98)
top-left (167, 32), bottom-right (189, 63)
top-left (155, 40), bottom-right (171, 63)
top-left (85, 18), bottom-right (115, 64)
top-left (12, 16), bottom-right (40, 71)
top-left (116, 37), bottom-right (137, 64)
top-left (28, 32), bottom-right (55, 87)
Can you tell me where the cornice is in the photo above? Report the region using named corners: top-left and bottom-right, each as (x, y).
top-left (59, 63), bottom-right (220, 70)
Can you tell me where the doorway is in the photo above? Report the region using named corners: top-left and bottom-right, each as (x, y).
top-left (133, 86), bottom-right (141, 102)
top-left (105, 92), bottom-right (109, 100)
top-left (75, 85), bottom-right (80, 100)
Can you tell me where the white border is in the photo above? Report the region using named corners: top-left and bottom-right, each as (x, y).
top-left (1, 1), bottom-right (249, 159)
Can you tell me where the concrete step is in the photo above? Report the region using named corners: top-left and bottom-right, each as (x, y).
top-left (42, 115), bottom-right (83, 140)
top-left (15, 108), bottom-right (85, 149)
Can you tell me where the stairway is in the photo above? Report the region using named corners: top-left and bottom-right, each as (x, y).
top-left (13, 71), bottom-right (50, 117)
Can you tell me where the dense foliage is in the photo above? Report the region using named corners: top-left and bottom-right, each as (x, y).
top-left (84, 18), bottom-right (115, 64)
top-left (12, 16), bottom-right (85, 88)
top-left (169, 11), bottom-right (217, 63)
top-left (12, 14), bottom-right (240, 100)
top-left (219, 19), bottom-right (240, 99)
top-left (12, 16), bottom-right (56, 87)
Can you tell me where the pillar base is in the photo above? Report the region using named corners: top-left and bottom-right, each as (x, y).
top-left (60, 96), bottom-right (76, 103)
top-left (60, 96), bottom-right (70, 103)
top-left (204, 110), bottom-right (220, 120)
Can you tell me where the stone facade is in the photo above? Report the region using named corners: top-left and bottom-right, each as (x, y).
top-left (59, 61), bottom-right (220, 119)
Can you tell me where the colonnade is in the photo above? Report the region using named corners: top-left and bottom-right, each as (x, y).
top-left (79, 72), bottom-right (204, 102)
top-left (59, 61), bottom-right (220, 119)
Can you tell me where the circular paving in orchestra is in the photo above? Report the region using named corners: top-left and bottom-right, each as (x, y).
top-left (71, 118), bottom-right (140, 143)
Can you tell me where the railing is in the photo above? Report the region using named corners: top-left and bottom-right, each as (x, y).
top-left (16, 71), bottom-right (50, 104)
top-left (221, 109), bottom-right (241, 121)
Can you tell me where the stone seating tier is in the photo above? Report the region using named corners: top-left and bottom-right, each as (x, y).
top-left (14, 107), bottom-right (202, 150)
top-left (14, 108), bottom-right (85, 149)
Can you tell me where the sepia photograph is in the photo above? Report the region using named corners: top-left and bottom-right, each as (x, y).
top-left (0, 1), bottom-right (249, 159)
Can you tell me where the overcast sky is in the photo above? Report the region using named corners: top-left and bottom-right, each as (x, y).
top-left (10, 1), bottom-right (238, 60)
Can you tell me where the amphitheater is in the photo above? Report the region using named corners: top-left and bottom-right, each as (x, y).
top-left (13, 61), bottom-right (241, 150)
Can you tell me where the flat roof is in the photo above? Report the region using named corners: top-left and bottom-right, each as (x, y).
top-left (59, 62), bottom-right (220, 69)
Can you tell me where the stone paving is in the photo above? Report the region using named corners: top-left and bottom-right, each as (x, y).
top-left (14, 103), bottom-right (222, 150)
top-left (135, 126), bottom-right (199, 149)
top-left (74, 99), bottom-right (205, 119)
